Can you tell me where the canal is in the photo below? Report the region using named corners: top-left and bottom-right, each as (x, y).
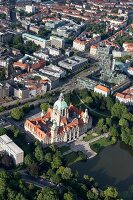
top-left (71, 141), bottom-right (133, 192)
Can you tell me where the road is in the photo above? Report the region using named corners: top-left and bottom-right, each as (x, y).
top-left (0, 99), bottom-right (44, 117)
top-left (75, 93), bottom-right (110, 117)
top-left (0, 64), bottom-right (98, 118)
top-left (21, 174), bottom-right (53, 188)
top-left (53, 65), bottom-right (99, 93)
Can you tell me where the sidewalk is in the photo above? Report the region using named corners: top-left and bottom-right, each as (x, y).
top-left (62, 133), bottom-right (108, 159)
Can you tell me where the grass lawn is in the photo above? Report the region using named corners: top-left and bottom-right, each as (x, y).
top-left (83, 133), bottom-right (97, 141)
top-left (63, 151), bottom-right (83, 166)
top-left (59, 145), bottom-right (70, 154)
top-left (90, 138), bottom-right (114, 153)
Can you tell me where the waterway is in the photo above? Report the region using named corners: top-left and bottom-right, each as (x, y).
top-left (71, 141), bottom-right (133, 192)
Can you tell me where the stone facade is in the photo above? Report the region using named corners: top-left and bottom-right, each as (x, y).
top-left (24, 93), bottom-right (92, 144)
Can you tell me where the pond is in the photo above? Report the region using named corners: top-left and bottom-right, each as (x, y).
top-left (71, 141), bottom-right (133, 192)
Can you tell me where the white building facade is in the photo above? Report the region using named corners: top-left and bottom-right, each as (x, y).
top-left (0, 135), bottom-right (24, 165)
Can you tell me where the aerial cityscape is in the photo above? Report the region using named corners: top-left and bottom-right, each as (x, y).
top-left (0, 0), bottom-right (132, 199)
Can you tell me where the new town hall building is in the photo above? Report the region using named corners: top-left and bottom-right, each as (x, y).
top-left (24, 93), bottom-right (92, 144)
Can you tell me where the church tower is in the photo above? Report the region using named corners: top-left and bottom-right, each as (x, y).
top-left (52, 93), bottom-right (68, 126)
top-left (83, 109), bottom-right (89, 124)
top-left (51, 121), bottom-right (58, 144)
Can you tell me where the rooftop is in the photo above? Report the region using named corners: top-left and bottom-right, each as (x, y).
top-left (95, 84), bottom-right (110, 92)
top-left (0, 134), bottom-right (23, 154)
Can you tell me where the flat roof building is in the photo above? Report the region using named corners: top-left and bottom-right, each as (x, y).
top-left (22, 33), bottom-right (49, 48)
top-left (58, 56), bottom-right (88, 73)
top-left (39, 64), bottom-right (66, 78)
top-left (0, 134), bottom-right (24, 165)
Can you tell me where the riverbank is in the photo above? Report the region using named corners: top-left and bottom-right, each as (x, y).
top-left (90, 137), bottom-right (115, 153)
top-left (70, 141), bottom-right (133, 192)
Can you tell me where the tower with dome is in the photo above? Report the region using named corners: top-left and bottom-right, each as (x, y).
top-left (24, 93), bottom-right (92, 144)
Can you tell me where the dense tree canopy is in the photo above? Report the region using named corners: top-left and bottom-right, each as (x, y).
top-left (11, 108), bottom-right (24, 121)
top-left (104, 186), bottom-right (118, 199)
top-left (36, 187), bottom-right (59, 200)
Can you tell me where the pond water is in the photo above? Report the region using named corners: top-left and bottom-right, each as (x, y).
top-left (71, 141), bottom-right (133, 192)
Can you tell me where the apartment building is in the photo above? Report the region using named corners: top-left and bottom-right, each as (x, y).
top-left (29, 25), bottom-right (40, 34)
top-left (48, 46), bottom-right (61, 56)
top-left (94, 84), bottom-right (110, 97)
top-left (90, 45), bottom-right (98, 56)
top-left (0, 83), bottom-right (9, 98)
top-left (45, 20), bottom-right (65, 29)
top-left (123, 42), bottom-right (133, 53)
top-left (25, 5), bottom-right (36, 13)
top-left (73, 32), bottom-right (101, 51)
top-left (14, 73), bottom-right (48, 97)
top-left (50, 36), bottom-right (65, 49)
top-left (115, 87), bottom-right (133, 106)
top-left (22, 33), bottom-right (48, 48)
top-left (13, 54), bottom-right (45, 72)
top-left (55, 21), bottom-right (83, 38)
top-left (0, 134), bottom-right (24, 165)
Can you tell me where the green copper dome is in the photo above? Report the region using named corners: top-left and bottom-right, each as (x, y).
top-left (54, 99), bottom-right (68, 110)
top-left (53, 93), bottom-right (68, 110)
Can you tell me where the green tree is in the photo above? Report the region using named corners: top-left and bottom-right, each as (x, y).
top-left (0, 106), bottom-right (5, 112)
top-left (79, 88), bottom-right (88, 99)
top-left (28, 183), bottom-right (35, 190)
top-left (57, 166), bottom-right (73, 180)
top-left (11, 126), bottom-right (21, 138)
top-left (24, 154), bottom-right (34, 166)
top-left (105, 97), bottom-right (114, 111)
top-left (11, 108), bottom-right (24, 121)
top-left (0, 170), bottom-right (8, 179)
top-left (22, 103), bottom-right (30, 114)
top-left (44, 153), bottom-right (52, 163)
top-left (28, 162), bottom-right (39, 177)
top-left (46, 168), bottom-right (54, 178)
top-left (0, 128), bottom-right (7, 136)
top-left (64, 191), bottom-right (75, 200)
top-left (13, 35), bottom-right (23, 46)
top-left (50, 174), bottom-right (61, 185)
top-left (15, 193), bottom-right (27, 200)
top-left (106, 118), bottom-right (112, 127)
top-left (34, 145), bottom-right (44, 162)
top-left (49, 144), bottom-right (56, 152)
top-left (121, 130), bottom-right (131, 145)
top-left (109, 126), bottom-right (119, 137)
top-left (51, 156), bottom-right (62, 169)
top-left (0, 178), bottom-right (6, 197)
top-left (122, 112), bottom-right (133, 122)
top-left (87, 190), bottom-right (96, 200)
top-left (7, 188), bottom-right (16, 200)
top-left (119, 118), bottom-right (129, 127)
top-left (84, 96), bottom-right (93, 106)
top-left (104, 186), bottom-right (118, 199)
top-left (97, 118), bottom-right (105, 132)
top-left (111, 103), bottom-right (128, 119)
top-left (37, 187), bottom-right (59, 200)
top-left (40, 103), bottom-right (49, 112)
